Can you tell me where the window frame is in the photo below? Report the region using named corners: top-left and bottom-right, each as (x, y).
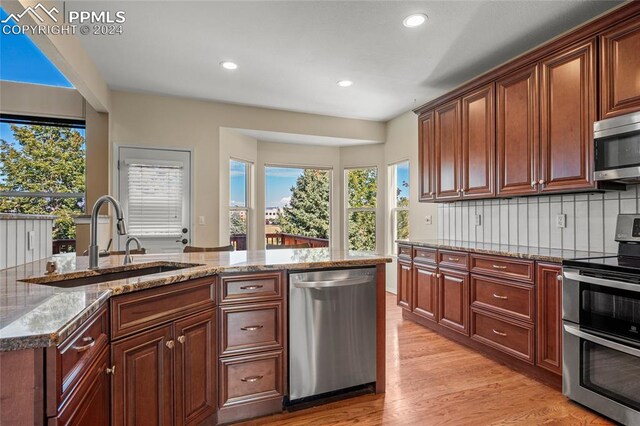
top-left (229, 157), bottom-right (253, 250)
top-left (344, 166), bottom-right (378, 252)
top-left (388, 160), bottom-right (410, 256)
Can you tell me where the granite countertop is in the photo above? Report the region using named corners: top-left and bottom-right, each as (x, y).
top-left (396, 239), bottom-right (615, 263)
top-left (0, 248), bottom-right (391, 351)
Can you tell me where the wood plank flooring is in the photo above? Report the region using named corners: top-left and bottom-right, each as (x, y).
top-left (236, 293), bottom-right (612, 426)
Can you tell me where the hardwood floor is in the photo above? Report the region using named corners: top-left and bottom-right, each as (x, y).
top-left (237, 293), bottom-right (611, 426)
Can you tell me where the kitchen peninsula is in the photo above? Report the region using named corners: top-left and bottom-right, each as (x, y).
top-left (0, 248), bottom-right (390, 425)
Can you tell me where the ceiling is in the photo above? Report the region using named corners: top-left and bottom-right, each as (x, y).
top-left (77, 1), bottom-right (622, 122)
top-left (232, 128), bottom-right (380, 147)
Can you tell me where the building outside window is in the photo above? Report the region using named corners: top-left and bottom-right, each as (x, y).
top-left (345, 167), bottom-right (377, 252)
top-left (229, 158), bottom-right (252, 250)
top-left (389, 161), bottom-right (409, 255)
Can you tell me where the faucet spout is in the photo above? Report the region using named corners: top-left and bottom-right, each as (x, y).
top-left (89, 195), bottom-right (127, 269)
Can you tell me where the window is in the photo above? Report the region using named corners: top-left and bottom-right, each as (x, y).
top-left (345, 167), bottom-right (377, 252)
top-left (0, 116), bottom-right (86, 251)
top-left (230, 159), bottom-right (251, 250)
top-left (265, 166), bottom-right (330, 249)
top-left (389, 161), bottom-right (409, 254)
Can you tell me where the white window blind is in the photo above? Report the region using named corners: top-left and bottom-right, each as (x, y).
top-left (127, 163), bottom-right (183, 237)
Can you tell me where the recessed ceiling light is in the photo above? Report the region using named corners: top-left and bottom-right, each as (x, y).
top-left (403, 13), bottom-right (427, 28)
top-left (337, 80), bottom-right (353, 87)
top-left (220, 61), bottom-right (238, 70)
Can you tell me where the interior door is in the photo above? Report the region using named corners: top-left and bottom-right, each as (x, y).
top-left (118, 147), bottom-right (191, 253)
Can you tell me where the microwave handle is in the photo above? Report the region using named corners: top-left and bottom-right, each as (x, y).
top-left (563, 271), bottom-right (640, 293)
top-left (563, 323), bottom-right (640, 358)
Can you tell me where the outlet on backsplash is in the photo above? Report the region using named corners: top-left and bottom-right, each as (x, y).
top-left (556, 214), bottom-right (567, 228)
top-left (474, 214), bottom-right (482, 227)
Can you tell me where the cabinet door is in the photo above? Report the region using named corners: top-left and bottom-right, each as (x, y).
top-left (55, 347), bottom-right (110, 426)
top-left (540, 40), bottom-right (596, 192)
top-left (175, 310), bottom-right (216, 426)
top-left (536, 263), bottom-right (563, 375)
top-left (112, 324), bottom-right (173, 426)
top-left (600, 18), bottom-right (640, 118)
top-left (497, 65), bottom-right (539, 196)
top-left (434, 99), bottom-right (462, 200)
top-left (413, 263), bottom-right (437, 322)
top-left (438, 268), bottom-right (469, 336)
top-left (397, 259), bottom-right (412, 310)
top-left (418, 111), bottom-right (435, 201)
top-left (461, 84), bottom-right (495, 198)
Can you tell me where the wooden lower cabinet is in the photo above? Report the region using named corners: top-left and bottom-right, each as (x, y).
top-left (412, 262), bottom-right (438, 322)
top-left (437, 268), bottom-right (469, 336)
top-left (397, 258), bottom-right (412, 310)
top-left (536, 263), bottom-right (563, 375)
top-left (471, 309), bottom-right (535, 364)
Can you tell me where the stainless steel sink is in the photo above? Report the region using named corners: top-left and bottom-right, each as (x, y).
top-left (21, 262), bottom-right (203, 288)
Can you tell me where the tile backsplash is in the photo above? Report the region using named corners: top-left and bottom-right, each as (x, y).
top-left (436, 185), bottom-right (639, 254)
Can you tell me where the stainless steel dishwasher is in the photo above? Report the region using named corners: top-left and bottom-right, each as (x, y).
top-left (288, 267), bottom-right (376, 402)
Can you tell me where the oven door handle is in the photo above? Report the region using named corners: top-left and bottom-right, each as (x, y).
top-left (563, 323), bottom-right (640, 358)
top-left (563, 271), bottom-right (640, 293)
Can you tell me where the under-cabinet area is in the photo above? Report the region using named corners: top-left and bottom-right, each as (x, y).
top-left (397, 243), bottom-right (563, 385)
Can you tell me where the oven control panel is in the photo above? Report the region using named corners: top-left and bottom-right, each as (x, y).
top-left (616, 214), bottom-right (640, 242)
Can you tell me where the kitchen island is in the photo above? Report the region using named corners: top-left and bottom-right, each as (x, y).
top-left (0, 248), bottom-right (391, 425)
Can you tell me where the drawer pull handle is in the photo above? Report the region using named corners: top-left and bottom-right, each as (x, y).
top-left (177, 335), bottom-right (186, 344)
top-left (492, 293), bottom-right (508, 300)
top-left (72, 337), bottom-right (96, 352)
top-left (106, 365), bottom-right (116, 375)
top-left (492, 329), bottom-right (507, 337)
top-left (241, 325), bottom-right (264, 331)
top-left (448, 257), bottom-right (460, 262)
top-left (240, 285), bottom-right (263, 290)
top-left (166, 340), bottom-right (175, 349)
top-left (492, 264), bottom-right (507, 270)
top-left (241, 375), bottom-right (263, 383)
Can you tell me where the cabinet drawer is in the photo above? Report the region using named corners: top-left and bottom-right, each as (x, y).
top-left (470, 254), bottom-right (534, 282)
top-left (219, 301), bottom-right (283, 356)
top-left (438, 250), bottom-right (469, 270)
top-left (471, 275), bottom-right (534, 323)
top-left (471, 309), bottom-right (534, 364)
top-left (413, 247), bottom-right (437, 264)
top-left (110, 277), bottom-right (215, 340)
top-left (219, 272), bottom-right (283, 304)
top-left (48, 305), bottom-right (109, 413)
top-left (219, 351), bottom-right (283, 408)
top-left (398, 244), bottom-right (412, 259)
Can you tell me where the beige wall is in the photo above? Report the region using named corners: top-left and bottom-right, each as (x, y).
top-left (0, 81), bottom-right (84, 119)
top-left (109, 90), bottom-right (386, 247)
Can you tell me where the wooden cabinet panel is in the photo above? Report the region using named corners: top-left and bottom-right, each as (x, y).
top-left (497, 65), bottom-right (539, 196)
top-left (437, 250), bottom-right (469, 271)
top-left (470, 254), bottom-right (534, 283)
top-left (219, 302), bottom-right (283, 356)
top-left (219, 272), bottom-right (283, 304)
top-left (413, 247), bottom-right (437, 265)
top-left (55, 347), bottom-right (110, 426)
top-left (398, 244), bottom-right (412, 259)
top-left (111, 324), bottom-right (174, 426)
top-left (600, 18), bottom-right (640, 118)
top-left (437, 268), bottom-right (469, 336)
top-left (419, 111), bottom-right (435, 201)
top-left (397, 258), bottom-right (412, 310)
top-left (174, 310), bottom-right (216, 426)
top-left (412, 263), bottom-right (438, 322)
top-left (471, 309), bottom-right (535, 364)
top-left (536, 263), bottom-right (563, 375)
top-left (471, 275), bottom-right (534, 323)
top-left (218, 351), bottom-right (283, 409)
top-left (435, 100), bottom-right (462, 200)
top-left (540, 40), bottom-right (596, 192)
top-left (111, 278), bottom-right (215, 339)
top-left (462, 84), bottom-right (495, 198)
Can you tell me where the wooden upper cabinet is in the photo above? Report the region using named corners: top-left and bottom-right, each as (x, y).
top-left (540, 40), bottom-right (596, 192)
top-left (435, 99), bottom-right (462, 200)
top-left (497, 65), bottom-right (539, 196)
top-left (461, 84), bottom-right (495, 198)
top-left (418, 111), bottom-right (435, 201)
top-left (600, 17), bottom-right (640, 119)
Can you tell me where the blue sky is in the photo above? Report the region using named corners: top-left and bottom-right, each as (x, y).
top-left (265, 167), bottom-right (304, 208)
top-left (396, 161), bottom-right (409, 201)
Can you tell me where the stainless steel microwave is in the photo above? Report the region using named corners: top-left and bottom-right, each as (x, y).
top-left (594, 111), bottom-right (640, 183)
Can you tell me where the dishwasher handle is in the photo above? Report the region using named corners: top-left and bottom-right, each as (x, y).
top-left (293, 276), bottom-right (374, 289)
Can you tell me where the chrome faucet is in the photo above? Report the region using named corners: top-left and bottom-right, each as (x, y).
top-left (123, 236), bottom-right (142, 265)
top-left (89, 195), bottom-right (128, 269)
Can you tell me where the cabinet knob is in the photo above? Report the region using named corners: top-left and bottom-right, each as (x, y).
top-left (557, 274), bottom-right (563, 282)
top-left (177, 335), bottom-right (186, 344)
top-left (106, 365), bottom-right (116, 375)
top-left (429, 191), bottom-right (434, 196)
top-left (531, 181), bottom-right (537, 188)
top-left (538, 179), bottom-right (546, 185)
top-left (166, 340), bottom-right (175, 349)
